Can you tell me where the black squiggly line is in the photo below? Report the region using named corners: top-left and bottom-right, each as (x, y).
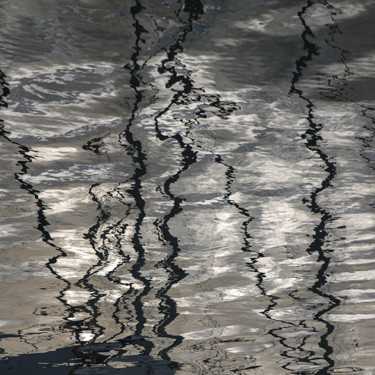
top-left (217, 157), bottom-right (263, 324)
top-left (0, 71), bottom-right (74, 357)
top-left (69, 0), bottom-right (155, 367)
top-left (69, 184), bottom-right (137, 370)
top-left (116, 0), bottom-right (155, 362)
top-left (72, 1), bottom-right (202, 370)
top-left (175, 69), bottom-right (297, 375)
top-left (213, 156), bottom-right (264, 372)
top-left (150, 20), bottom-right (261, 365)
top-left (150, 0), bottom-right (204, 367)
top-left (290, 1), bottom-right (341, 373)
top-left (75, 1), bottom-right (169, 365)
top-left (152, 36), bottom-right (261, 371)
top-left (68, 185), bottom-right (114, 372)
top-left (175, 98), bottom-right (259, 373)
top-left (149, 86), bottom-right (244, 371)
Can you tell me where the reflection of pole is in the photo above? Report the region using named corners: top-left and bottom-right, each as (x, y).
top-left (151, 0), bottom-right (204, 366)
top-left (0, 70), bottom-right (73, 359)
top-left (122, 0), bottom-right (153, 358)
top-left (290, 1), bottom-right (341, 373)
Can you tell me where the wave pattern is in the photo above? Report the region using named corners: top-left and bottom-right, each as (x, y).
top-left (1, 0), bottom-right (375, 374)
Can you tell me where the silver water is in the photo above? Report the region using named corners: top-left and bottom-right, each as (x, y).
top-left (0, 0), bottom-right (375, 374)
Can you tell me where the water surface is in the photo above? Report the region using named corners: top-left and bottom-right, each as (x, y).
top-left (1, 0), bottom-right (375, 374)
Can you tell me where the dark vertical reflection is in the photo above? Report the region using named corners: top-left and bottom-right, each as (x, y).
top-left (5, 0), bottom-right (374, 373)
top-left (289, 1), bottom-right (341, 373)
top-left (184, 99), bottom-right (255, 373)
top-left (152, 0), bottom-right (203, 367)
top-left (150, 1), bottom-right (261, 368)
top-left (120, 0), bottom-right (153, 361)
top-left (0, 72), bottom-right (74, 366)
top-left (68, 182), bottom-right (125, 371)
top-left (72, 0), bottom-right (155, 371)
top-left (215, 156), bottom-right (261, 371)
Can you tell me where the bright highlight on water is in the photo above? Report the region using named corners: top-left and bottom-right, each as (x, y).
top-left (0, 0), bottom-right (374, 374)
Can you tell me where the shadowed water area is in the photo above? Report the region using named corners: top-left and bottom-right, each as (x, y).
top-left (0, 0), bottom-right (375, 374)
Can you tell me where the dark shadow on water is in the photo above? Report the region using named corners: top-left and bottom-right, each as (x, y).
top-left (0, 347), bottom-right (77, 375)
top-left (0, 344), bottom-right (178, 374)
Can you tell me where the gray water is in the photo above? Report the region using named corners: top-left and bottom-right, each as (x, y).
top-left (0, 0), bottom-right (375, 374)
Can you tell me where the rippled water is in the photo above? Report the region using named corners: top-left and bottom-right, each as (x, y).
top-left (1, 0), bottom-right (375, 374)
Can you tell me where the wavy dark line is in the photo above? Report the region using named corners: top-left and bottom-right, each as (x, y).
top-left (70, 1), bottom-right (154, 370)
top-left (290, 1), bottom-right (341, 373)
top-left (71, 1), bottom-right (199, 370)
top-left (150, 82), bottom-right (247, 371)
top-left (151, 30), bottom-right (261, 366)
top-left (117, 0), bottom-right (155, 361)
top-left (0, 71), bottom-right (74, 355)
top-left (153, 35), bottom-right (260, 367)
top-left (289, 0), bottom-right (319, 96)
top-left (69, 184), bottom-right (111, 365)
top-left (212, 156), bottom-right (264, 372)
top-left (151, 1), bottom-right (204, 365)
top-left (69, 180), bottom-right (140, 370)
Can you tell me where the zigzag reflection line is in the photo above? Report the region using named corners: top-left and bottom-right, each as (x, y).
top-left (290, 1), bottom-right (341, 373)
top-left (149, 0), bottom-right (208, 366)
top-left (152, 35), bottom-right (261, 372)
top-left (0, 70), bottom-right (74, 355)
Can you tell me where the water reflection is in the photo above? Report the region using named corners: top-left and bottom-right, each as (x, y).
top-left (288, 1), bottom-right (340, 372)
top-left (0, 70), bottom-right (76, 371)
top-left (1, 0), bottom-right (375, 374)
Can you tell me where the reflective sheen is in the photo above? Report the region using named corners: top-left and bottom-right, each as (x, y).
top-left (1, 0), bottom-right (375, 374)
